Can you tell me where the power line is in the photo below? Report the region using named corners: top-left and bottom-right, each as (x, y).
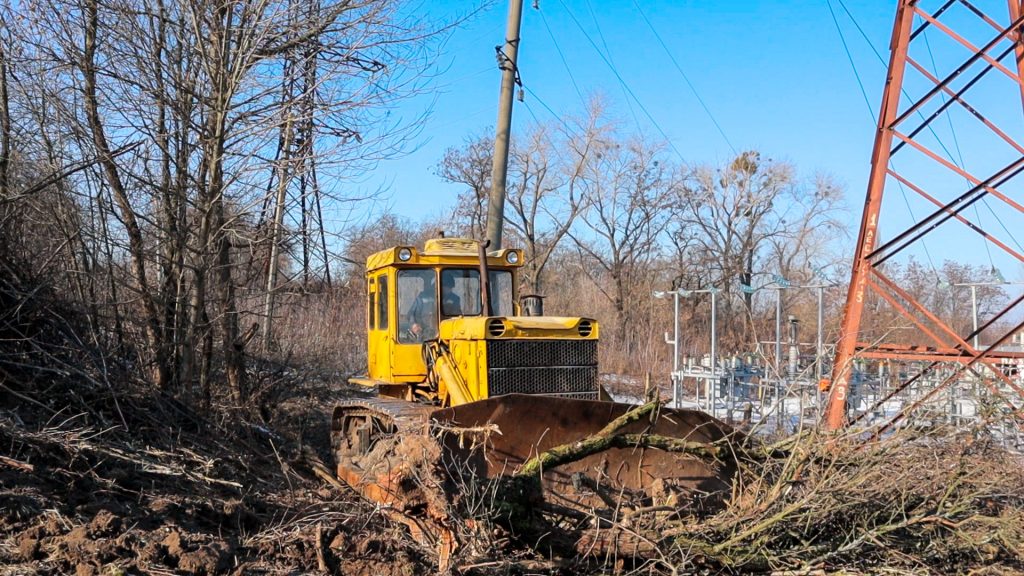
top-left (826, 0), bottom-right (875, 118)
top-left (834, 0), bottom-right (1024, 280)
top-left (522, 95), bottom-right (545, 126)
top-left (835, 0), bottom-right (962, 168)
top-left (522, 84), bottom-right (576, 134)
top-left (580, 0), bottom-right (643, 130)
top-left (923, 29), bottom-right (997, 270)
top-left (536, 4), bottom-right (587, 109)
top-left (840, 0), bottom-right (1024, 269)
top-left (922, 28), bottom-right (1024, 258)
top-left (553, 0), bottom-right (685, 162)
top-left (826, 0), bottom-right (940, 274)
top-left (834, 0), bottom-right (886, 63)
top-left (630, 0), bottom-right (737, 155)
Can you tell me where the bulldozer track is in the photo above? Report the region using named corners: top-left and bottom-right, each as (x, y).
top-left (330, 396), bottom-right (434, 461)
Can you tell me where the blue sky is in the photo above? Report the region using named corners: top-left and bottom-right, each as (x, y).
top-left (341, 0), bottom-right (1024, 282)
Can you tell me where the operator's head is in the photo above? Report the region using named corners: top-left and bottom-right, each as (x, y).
top-left (442, 273), bottom-right (455, 291)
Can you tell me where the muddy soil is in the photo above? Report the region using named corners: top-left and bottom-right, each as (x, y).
top-left (0, 373), bottom-right (437, 576)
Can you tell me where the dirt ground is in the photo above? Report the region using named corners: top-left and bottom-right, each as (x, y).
top-left (2, 269), bottom-right (1022, 575)
top-left (0, 370), bottom-right (446, 576)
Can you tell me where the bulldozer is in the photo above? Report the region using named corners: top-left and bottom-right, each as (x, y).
top-left (330, 237), bottom-right (740, 565)
top-left (347, 237), bottom-right (599, 405)
top-left (328, 3), bottom-right (737, 564)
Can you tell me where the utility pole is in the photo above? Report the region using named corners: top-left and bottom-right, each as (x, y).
top-left (970, 285), bottom-right (979, 350)
top-left (815, 286), bottom-right (825, 381)
top-left (775, 288), bottom-right (783, 429)
top-left (816, 285), bottom-right (825, 420)
top-left (775, 288), bottom-right (783, 381)
top-left (709, 288), bottom-right (717, 412)
top-left (486, 0), bottom-right (524, 251)
top-left (654, 289), bottom-right (681, 407)
top-left (672, 290), bottom-right (680, 406)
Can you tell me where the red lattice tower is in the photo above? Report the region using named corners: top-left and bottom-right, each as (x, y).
top-left (825, 0), bottom-right (1024, 432)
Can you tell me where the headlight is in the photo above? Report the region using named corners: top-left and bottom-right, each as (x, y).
top-left (397, 247), bottom-right (412, 261)
top-left (506, 251), bottom-right (519, 264)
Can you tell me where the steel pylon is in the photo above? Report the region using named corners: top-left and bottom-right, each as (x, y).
top-left (825, 0), bottom-right (1024, 433)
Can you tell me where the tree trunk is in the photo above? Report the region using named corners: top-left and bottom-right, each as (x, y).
top-left (0, 40), bottom-right (10, 199)
top-left (262, 112), bottom-right (294, 351)
top-left (206, 2), bottom-right (246, 402)
top-left (82, 0), bottom-right (169, 388)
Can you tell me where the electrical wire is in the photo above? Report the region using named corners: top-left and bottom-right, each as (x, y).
top-left (836, 0), bottom-right (1024, 284)
top-left (923, 28), bottom-right (1024, 258)
top-left (826, 0), bottom-right (876, 117)
top-left (826, 0), bottom-right (940, 275)
top-left (536, 4), bottom-right (587, 110)
top-left (552, 0), bottom-right (686, 162)
top-left (522, 84), bottom-right (576, 134)
top-left (522, 95), bottom-right (545, 126)
top-left (923, 29), bottom-right (997, 270)
top-left (581, 0), bottom-right (643, 128)
top-left (631, 0), bottom-right (737, 155)
top-left (834, 0), bottom-right (886, 62)
top-left (833, 0), bottom-right (977, 170)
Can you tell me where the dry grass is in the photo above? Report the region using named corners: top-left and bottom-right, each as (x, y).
top-left (5, 236), bottom-right (1022, 574)
top-left (270, 288), bottom-right (366, 373)
top-left (558, 426), bottom-right (1024, 574)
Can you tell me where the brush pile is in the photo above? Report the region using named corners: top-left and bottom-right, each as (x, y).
top-left (0, 254), bottom-right (436, 575)
top-left (2, 251), bottom-right (1023, 575)
top-left (558, 428), bottom-right (1024, 574)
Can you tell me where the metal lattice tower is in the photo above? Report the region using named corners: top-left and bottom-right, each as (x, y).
top-left (825, 0), bottom-right (1024, 432)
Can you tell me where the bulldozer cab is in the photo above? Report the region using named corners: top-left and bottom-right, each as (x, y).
top-left (363, 239), bottom-right (522, 386)
top-left (397, 268), bottom-right (515, 343)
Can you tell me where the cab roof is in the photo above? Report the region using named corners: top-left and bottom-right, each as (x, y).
top-left (366, 238), bottom-right (524, 272)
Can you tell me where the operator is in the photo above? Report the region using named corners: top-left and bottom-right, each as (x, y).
top-left (407, 274), bottom-right (436, 341)
top-left (440, 273), bottom-right (462, 316)
top-left (407, 273), bottom-right (465, 342)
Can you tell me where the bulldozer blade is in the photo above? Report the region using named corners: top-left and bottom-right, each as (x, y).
top-left (431, 394), bottom-right (738, 505)
top-left (332, 394), bottom-right (739, 564)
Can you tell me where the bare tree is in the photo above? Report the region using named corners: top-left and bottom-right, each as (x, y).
top-left (4, 0), bottom-right (452, 401)
top-left (675, 151), bottom-right (844, 349)
top-left (766, 172), bottom-right (847, 284)
top-left (568, 135), bottom-right (676, 353)
top-left (504, 112), bottom-right (599, 294)
top-left (438, 132), bottom-right (492, 241)
top-left (439, 113), bottom-right (600, 294)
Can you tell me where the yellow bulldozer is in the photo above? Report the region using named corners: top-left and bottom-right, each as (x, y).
top-left (349, 237), bottom-right (599, 405)
top-left (330, 237), bottom-right (739, 564)
top-left (329, 5), bottom-right (736, 563)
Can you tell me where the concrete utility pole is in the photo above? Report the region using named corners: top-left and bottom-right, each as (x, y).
top-left (672, 290), bottom-right (680, 406)
top-left (486, 0), bottom-right (524, 251)
top-left (775, 288), bottom-right (783, 380)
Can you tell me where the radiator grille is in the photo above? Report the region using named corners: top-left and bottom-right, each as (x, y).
top-left (486, 339), bottom-right (597, 368)
top-left (486, 340), bottom-right (598, 399)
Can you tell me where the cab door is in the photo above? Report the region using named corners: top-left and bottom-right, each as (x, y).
top-left (392, 267), bottom-right (431, 380)
top-left (366, 272), bottom-right (393, 382)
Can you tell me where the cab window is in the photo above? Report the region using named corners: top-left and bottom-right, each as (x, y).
top-left (488, 270), bottom-right (515, 316)
top-left (398, 269), bottom-right (437, 343)
top-left (440, 269), bottom-right (480, 317)
top-left (377, 274), bottom-right (389, 329)
top-left (367, 278), bottom-right (376, 329)
top-left (438, 268), bottom-right (514, 317)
